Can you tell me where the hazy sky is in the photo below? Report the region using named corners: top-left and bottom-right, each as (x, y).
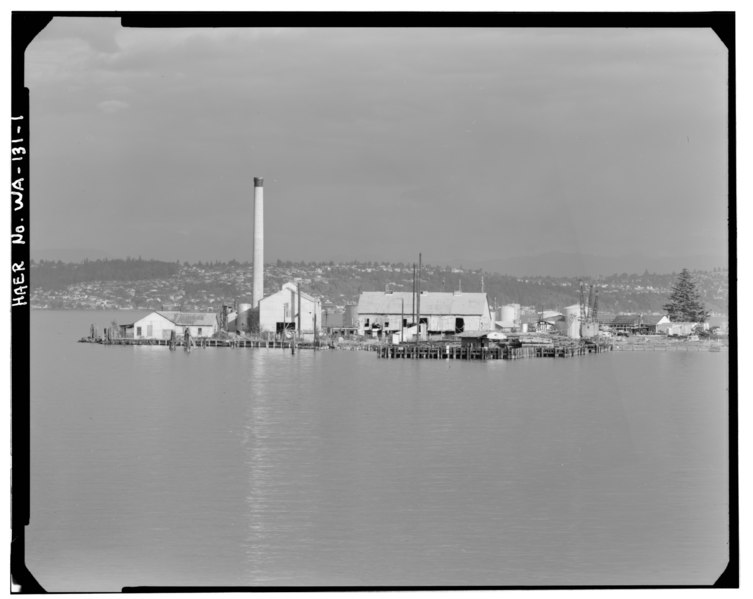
top-left (26, 20), bottom-right (728, 267)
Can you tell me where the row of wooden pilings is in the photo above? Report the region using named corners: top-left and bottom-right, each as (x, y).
top-left (377, 343), bottom-right (612, 360)
top-left (91, 337), bottom-right (329, 350)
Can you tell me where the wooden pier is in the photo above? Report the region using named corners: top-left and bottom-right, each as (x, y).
top-left (377, 342), bottom-right (611, 360)
top-left (79, 337), bottom-right (330, 350)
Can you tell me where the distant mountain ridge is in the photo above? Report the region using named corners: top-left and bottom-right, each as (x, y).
top-left (460, 251), bottom-right (728, 278)
top-left (32, 249), bottom-right (728, 278)
top-left (29, 258), bottom-right (730, 316)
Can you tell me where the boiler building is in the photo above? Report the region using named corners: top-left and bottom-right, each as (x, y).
top-left (258, 282), bottom-right (322, 338)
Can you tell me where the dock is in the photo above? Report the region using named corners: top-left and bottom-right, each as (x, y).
top-left (377, 342), bottom-right (612, 360)
top-left (79, 337), bottom-right (329, 350)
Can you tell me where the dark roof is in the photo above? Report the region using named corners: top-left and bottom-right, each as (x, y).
top-left (611, 314), bottom-right (642, 326)
top-left (641, 314), bottom-right (668, 326)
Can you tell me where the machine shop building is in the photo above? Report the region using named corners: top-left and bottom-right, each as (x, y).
top-left (132, 311), bottom-right (218, 339)
top-left (356, 290), bottom-right (493, 338)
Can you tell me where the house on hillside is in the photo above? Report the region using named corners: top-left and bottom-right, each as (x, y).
top-left (356, 290), bottom-right (493, 340)
top-left (132, 311), bottom-right (217, 339)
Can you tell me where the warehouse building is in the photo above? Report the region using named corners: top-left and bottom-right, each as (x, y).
top-left (356, 290), bottom-right (493, 340)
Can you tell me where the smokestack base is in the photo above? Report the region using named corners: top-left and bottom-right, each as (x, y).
top-left (254, 177), bottom-right (264, 187)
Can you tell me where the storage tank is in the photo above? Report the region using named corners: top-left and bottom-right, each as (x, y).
top-left (236, 302), bottom-right (253, 334)
top-left (501, 304), bottom-right (516, 327)
top-left (512, 303), bottom-right (521, 325)
top-left (563, 304), bottom-right (581, 339)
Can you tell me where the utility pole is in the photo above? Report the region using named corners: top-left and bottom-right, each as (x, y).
top-left (401, 297), bottom-right (404, 343)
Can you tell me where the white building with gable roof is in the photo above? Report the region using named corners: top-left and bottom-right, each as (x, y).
top-left (132, 311), bottom-right (217, 339)
top-left (356, 290), bottom-right (493, 339)
top-left (258, 282), bottom-right (322, 336)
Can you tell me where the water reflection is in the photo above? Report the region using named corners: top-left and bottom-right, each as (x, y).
top-left (28, 312), bottom-right (729, 589)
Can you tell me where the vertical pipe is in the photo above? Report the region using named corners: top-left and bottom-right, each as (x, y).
top-left (412, 264), bottom-right (416, 332)
top-left (417, 253), bottom-right (422, 344)
top-left (297, 283), bottom-right (302, 339)
top-left (252, 177), bottom-right (264, 308)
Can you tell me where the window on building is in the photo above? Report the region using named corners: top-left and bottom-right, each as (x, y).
top-left (364, 318), bottom-right (370, 327)
top-left (198, 328), bottom-right (203, 336)
top-left (384, 321), bottom-right (389, 328)
top-left (136, 326), bottom-right (142, 337)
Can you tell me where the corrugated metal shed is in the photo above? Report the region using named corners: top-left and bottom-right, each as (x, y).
top-left (358, 291), bottom-right (489, 316)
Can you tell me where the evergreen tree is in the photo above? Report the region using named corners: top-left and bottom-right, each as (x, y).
top-left (663, 268), bottom-right (709, 322)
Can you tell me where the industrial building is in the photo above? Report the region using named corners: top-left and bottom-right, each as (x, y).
top-left (356, 290), bottom-right (493, 339)
top-left (257, 282), bottom-right (322, 338)
top-left (131, 311), bottom-right (217, 340)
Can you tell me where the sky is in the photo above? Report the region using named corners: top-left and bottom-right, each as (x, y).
top-left (25, 19), bottom-right (729, 272)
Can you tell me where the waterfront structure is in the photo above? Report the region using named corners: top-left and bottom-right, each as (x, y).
top-left (235, 302), bottom-right (254, 334)
top-left (132, 311), bottom-right (217, 339)
top-left (258, 282), bottom-right (322, 337)
top-left (538, 310), bottom-right (564, 333)
top-left (497, 304), bottom-right (521, 329)
top-left (322, 311), bottom-right (358, 337)
top-left (457, 330), bottom-right (508, 348)
top-left (252, 177), bottom-right (264, 308)
top-left (641, 314), bottom-right (671, 334)
top-left (560, 304), bottom-right (582, 339)
top-left (609, 314), bottom-right (670, 335)
top-left (343, 304), bottom-right (358, 328)
top-left (356, 290), bottom-right (493, 339)
top-left (658, 321), bottom-right (697, 337)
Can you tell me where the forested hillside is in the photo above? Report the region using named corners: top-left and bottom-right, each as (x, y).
top-left (30, 258), bottom-right (729, 315)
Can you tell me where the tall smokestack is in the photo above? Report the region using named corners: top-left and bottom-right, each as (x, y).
top-left (252, 177), bottom-right (264, 308)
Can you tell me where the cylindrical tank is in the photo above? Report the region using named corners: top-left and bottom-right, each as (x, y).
top-left (237, 302), bottom-right (252, 333)
top-left (512, 303), bottom-right (521, 325)
top-left (563, 304), bottom-right (581, 339)
top-left (501, 305), bottom-right (516, 326)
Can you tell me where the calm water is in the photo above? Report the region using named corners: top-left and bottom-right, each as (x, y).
top-left (26, 311), bottom-right (729, 591)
